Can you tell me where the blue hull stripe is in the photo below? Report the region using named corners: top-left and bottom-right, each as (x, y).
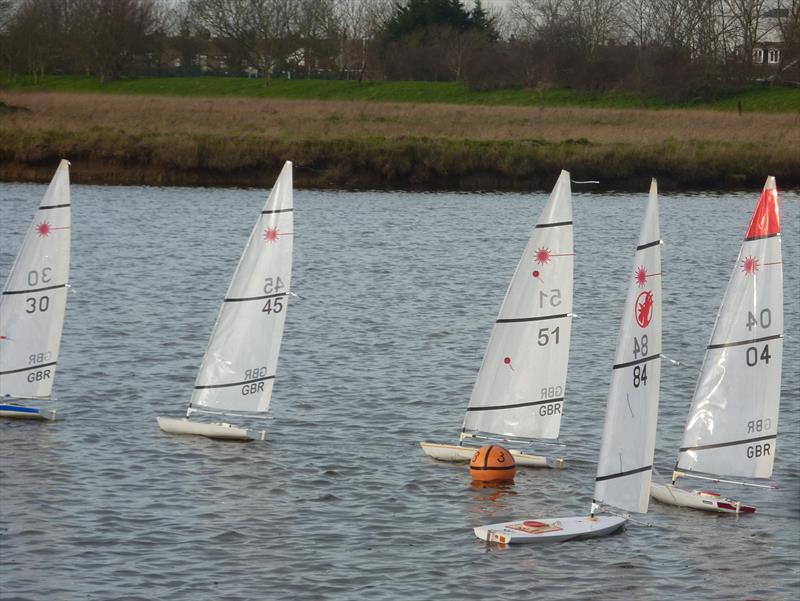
top-left (0, 404), bottom-right (40, 414)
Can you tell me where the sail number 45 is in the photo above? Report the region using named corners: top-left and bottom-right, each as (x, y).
top-left (262, 276), bottom-right (286, 314)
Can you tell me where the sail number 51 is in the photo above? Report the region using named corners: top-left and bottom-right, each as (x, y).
top-left (539, 289), bottom-right (562, 308)
top-left (537, 326), bottom-right (560, 346)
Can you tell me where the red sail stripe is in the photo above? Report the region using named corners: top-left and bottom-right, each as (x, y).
top-left (745, 187), bottom-right (781, 239)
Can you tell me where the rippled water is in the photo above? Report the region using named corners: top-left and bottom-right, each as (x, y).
top-left (1, 182), bottom-right (798, 600)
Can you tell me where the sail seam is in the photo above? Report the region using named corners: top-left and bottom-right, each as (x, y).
top-left (496, 313), bottom-right (569, 324)
top-left (38, 203), bottom-right (71, 210)
top-left (595, 464), bottom-right (652, 482)
top-left (612, 353), bottom-right (660, 370)
top-left (744, 232), bottom-right (780, 242)
top-left (707, 334), bottom-right (783, 350)
top-left (194, 375), bottom-right (275, 390)
top-left (467, 397), bottom-right (563, 412)
top-left (224, 292), bottom-right (289, 303)
top-left (0, 361), bottom-right (57, 375)
top-left (262, 208), bottom-right (293, 214)
top-left (679, 434), bottom-right (776, 453)
top-left (535, 220), bottom-right (572, 229)
top-left (636, 239), bottom-right (661, 250)
top-left (3, 283), bottom-right (68, 295)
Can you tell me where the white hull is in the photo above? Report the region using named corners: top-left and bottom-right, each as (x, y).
top-left (419, 441), bottom-right (564, 468)
top-left (0, 403), bottom-right (56, 421)
top-left (157, 416), bottom-right (265, 441)
top-left (474, 515), bottom-right (626, 544)
top-left (650, 482), bottom-right (756, 514)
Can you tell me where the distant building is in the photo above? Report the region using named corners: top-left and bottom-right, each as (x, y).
top-left (752, 8), bottom-right (787, 66)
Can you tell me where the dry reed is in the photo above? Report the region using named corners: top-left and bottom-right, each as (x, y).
top-left (1, 91), bottom-right (797, 190)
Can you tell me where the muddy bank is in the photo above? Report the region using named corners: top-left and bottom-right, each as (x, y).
top-left (1, 136), bottom-right (795, 192)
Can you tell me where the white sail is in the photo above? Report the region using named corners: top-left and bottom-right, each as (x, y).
top-left (594, 180), bottom-right (661, 514)
top-left (189, 161), bottom-right (293, 415)
top-left (0, 160), bottom-right (71, 400)
top-left (463, 170), bottom-right (573, 442)
top-left (676, 177), bottom-right (782, 480)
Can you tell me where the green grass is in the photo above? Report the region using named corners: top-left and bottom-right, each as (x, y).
top-left (3, 73), bottom-right (799, 112)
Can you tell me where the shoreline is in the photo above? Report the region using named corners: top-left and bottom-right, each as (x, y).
top-left (2, 90), bottom-right (797, 192)
top-left (1, 141), bottom-right (795, 192)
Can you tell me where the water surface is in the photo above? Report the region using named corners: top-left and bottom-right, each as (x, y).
top-left (1, 183), bottom-right (798, 600)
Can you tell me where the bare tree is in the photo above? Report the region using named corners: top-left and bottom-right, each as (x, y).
top-left (292, 0), bottom-right (337, 77)
top-left (62, 0), bottom-right (159, 81)
top-left (774, 0), bottom-right (800, 80)
top-left (250, 0), bottom-right (294, 81)
top-left (618, 0), bottom-right (659, 47)
top-left (508, 0), bottom-right (569, 38)
top-left (334, 0), bottom-right (390, 80)
top-left (171, 0), bottom-right (209, 71)
top-left (724, 0), bottom-right (768, 68)
top-left (5, 0), bottom-right (66, 82)
top-left (190, 0), bottom-right (254, 72)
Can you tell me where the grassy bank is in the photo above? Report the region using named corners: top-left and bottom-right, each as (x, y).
top-left (1, 90), bottom-right (797, 191)
top-left (2, 74), bottom-right (800, 112)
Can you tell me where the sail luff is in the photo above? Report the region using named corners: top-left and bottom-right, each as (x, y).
top-left (594, 180), bottom-right (661, 514)
top-left (463, 170), bottom-right (573, 442)
top-left (0, 160), bottom-right (71, 400)
top-left (190, 161), bottom-right (293, 415)
top-left (676, 177), bottom-right (782, 480)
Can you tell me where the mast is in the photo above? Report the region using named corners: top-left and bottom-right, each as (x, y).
top-left (462, 170), bottom-right (573, 443)
top-left (189, 161), bottom-right (293, 417)
top-left (594, 180), bottom-right (662, 514)
top-left (0, 160), bottom-right (71, 400)
top-left (675, 177), bottom-right (782, 482)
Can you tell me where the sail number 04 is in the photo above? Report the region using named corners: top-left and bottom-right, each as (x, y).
top-left (746, 308), bottom-right (771, 331)
top-left (744, 309), bottom-right (773, 367)
top-left (746, 345), bottom-right (771, 366)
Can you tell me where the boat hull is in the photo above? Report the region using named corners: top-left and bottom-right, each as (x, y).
top-left (650, 482), bottom-right (756, 514)
top-left (0, 404), bottom-right (56, 421)
top-left (419, 441), bottom-right (564, 468)
top-left (474, 515), bottom-right (626, 544)
top-left (157, 416), bottom-right (265, 442)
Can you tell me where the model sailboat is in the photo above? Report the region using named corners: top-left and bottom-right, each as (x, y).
top-left (421, 171), bottom-right (573, 468)
top-left (475, 180), bottom-right (662, 543)
top-left (651, 176), bottom-right (782, 513)
top-left (0, 160), bottom-right (71, 421)
top-left (157, 161), bottom-right (293, 441)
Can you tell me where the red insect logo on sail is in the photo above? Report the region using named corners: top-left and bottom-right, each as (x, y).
top-left (635, 290), bottom-right (654, 328)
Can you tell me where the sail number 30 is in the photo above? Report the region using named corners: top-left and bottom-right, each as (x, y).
top-left (25, 296), bottom-right (49, 313)
top-left (24, 269), bottom-right (52, 313)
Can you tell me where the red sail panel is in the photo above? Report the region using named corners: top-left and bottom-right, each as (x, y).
top-left (745, 184), bottom-right (781, 240)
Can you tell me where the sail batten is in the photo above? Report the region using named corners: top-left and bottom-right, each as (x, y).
top-left (594, 180), bottom-right (661, 515)
top-left (189, 161), bottom-right (293, 416)
top-left (0, 159), bottom-right (71, 401)
top-left (462, 170), bottom-right (574, 442)
top-left (676, 177), bottom-right (783, 481)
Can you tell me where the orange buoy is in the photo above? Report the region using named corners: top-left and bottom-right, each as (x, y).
top-left (469, 445), bottom-right (516, 482)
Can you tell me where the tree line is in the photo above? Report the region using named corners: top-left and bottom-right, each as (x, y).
top-left (1, 0), bottom-right (798, 101)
